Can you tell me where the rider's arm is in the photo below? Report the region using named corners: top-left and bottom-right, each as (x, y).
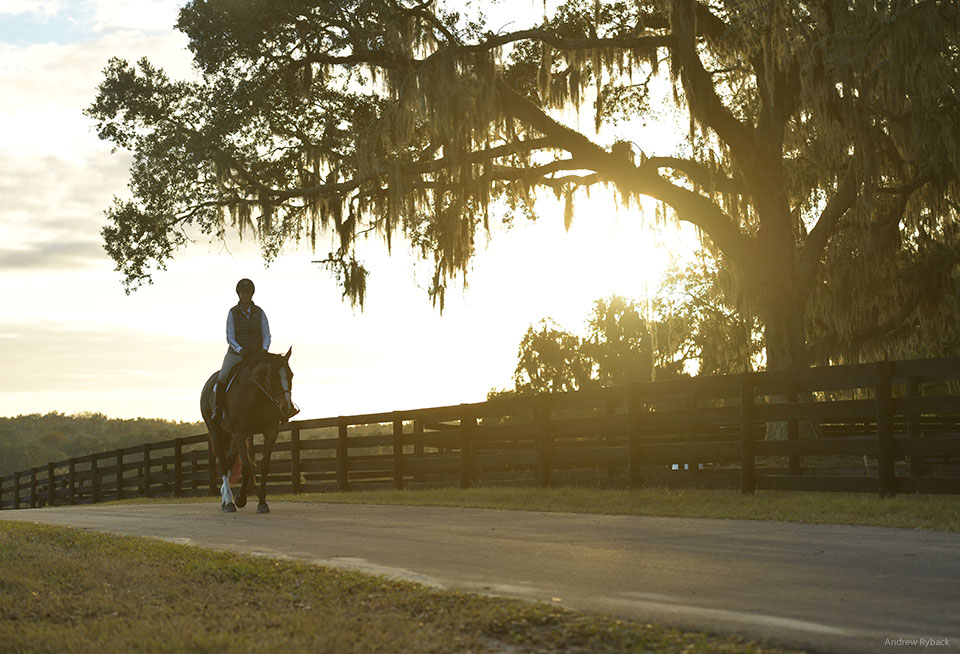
top-left (260, 311), bottom-right (271, 351)
top-left (226, 311), bottom-right (243, 353)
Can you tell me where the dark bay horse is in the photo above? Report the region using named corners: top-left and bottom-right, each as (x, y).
top-left (200, 348), bottom-right (295, 514)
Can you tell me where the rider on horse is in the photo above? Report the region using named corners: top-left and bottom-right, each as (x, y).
top-left (213, 278), bottom-right (271, 422)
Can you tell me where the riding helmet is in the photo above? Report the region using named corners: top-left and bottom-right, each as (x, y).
top-left (236, 278), bottom-right (255, 294)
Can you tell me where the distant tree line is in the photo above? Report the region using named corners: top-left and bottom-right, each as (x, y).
top-left (0, 413), bottom-right (204, 478)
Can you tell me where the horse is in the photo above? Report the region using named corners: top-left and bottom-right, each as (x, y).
top-left (200, 347), bottom-right (296, 514)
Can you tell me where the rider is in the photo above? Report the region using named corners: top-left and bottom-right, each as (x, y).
top-left (212, 278), bottom-right (271, 421)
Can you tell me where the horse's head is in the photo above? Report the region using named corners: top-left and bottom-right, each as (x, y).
top-left (265, 347), bottom-right (297, 420)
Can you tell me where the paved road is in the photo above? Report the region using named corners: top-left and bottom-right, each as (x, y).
top-left (2, 502), bottom-right (958, 653)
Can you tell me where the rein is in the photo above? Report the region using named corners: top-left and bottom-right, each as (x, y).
top-left (251, 375), bottom-right (282, 411)
top-left (248, 366), bottom-right (286, 413)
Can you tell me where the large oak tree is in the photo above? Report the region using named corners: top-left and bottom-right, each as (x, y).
top-left (89, 0), bottom-right (960, 371)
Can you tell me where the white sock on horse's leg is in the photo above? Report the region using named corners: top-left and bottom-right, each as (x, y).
top-left (220, 470), bottom-right (233, 505)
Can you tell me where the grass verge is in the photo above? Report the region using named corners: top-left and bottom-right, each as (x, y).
top-left (0, 521), bottom-right (798, 654)
top-left (274, 486), bottom-right (960, 531)
top-left (100, 486), bottom-right (960, 531)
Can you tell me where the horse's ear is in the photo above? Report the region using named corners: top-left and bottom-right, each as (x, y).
top-left (285, 346), bottom-right (292, 361)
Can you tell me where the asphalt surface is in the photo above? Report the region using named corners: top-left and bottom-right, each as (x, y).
top-left (2, 502), bottom-right (958, 653)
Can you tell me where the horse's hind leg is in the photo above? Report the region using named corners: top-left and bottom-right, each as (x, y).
top-left (210, 429), bottom-right (237, 513)
top-left (256, 426), bottom-right (279, 514)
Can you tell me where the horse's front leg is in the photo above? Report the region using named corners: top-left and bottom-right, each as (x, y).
top-left (256, 426), bottom-right (278, 514)
top-left (234, 431), bottom-right (255, 509)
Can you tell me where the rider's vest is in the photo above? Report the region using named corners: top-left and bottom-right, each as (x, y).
top-left (231, 303), bottom-right (263, 351)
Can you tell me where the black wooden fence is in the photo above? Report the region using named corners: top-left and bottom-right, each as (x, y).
top-left (3, 357), bottom-right (960, 509)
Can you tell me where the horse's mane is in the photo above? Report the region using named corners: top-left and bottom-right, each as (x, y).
top-left (247, 351), bottom-right (290, 378)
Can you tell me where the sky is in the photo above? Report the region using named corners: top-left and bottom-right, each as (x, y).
top-left (0, 0), bottom-right (691, 422)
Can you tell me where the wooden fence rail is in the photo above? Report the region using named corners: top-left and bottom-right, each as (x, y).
top-left (3, 357), bottom-right (960, 510)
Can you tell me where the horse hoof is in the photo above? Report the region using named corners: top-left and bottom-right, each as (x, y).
top-left (256, 503), bottom-right (270, 514)
top-left (222, 502), bottom-right (237, 513)
top-left (235, 495), bottom-right (247, 509)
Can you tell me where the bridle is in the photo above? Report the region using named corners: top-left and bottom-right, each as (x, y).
top-left (251, 359), bottom-right (295, 417)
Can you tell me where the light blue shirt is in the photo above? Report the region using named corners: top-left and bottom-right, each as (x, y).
top-left (226, 305), bottom-right (271, 354)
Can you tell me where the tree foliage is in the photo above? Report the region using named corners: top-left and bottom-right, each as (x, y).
top-left (510, 255), bottom-right (761, 395)
top-left (512, 297), bottom-right (667, 395)
top-left (89, 0), bottom-right (960, 368)
top-left (652, 254), bottom-right (763, 375)
top-left (0, 413), bottom-right (204, 478)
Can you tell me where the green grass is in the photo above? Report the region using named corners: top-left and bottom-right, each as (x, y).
top-left (101, 485), bottom-right (960, 531)
top-left (0, 521), bottom-right (799, 654)
top-left (275, 486), bottom-right (960, 531)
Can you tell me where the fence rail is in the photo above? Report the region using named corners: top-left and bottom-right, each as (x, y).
top-left (3, 357), bottom-right (960, 510)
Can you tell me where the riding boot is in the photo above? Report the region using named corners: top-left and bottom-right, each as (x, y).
top-left (212, 383), bottom-right (225, 422)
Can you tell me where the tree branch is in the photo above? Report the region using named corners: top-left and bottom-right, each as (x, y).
top-left (799, 163), bottom-right (859, 298)
top-left (645, 156), bottom-right (745, 194)
top-left (495, 74), bottom-right (755, 268)
top-left (806, 293), bottom-right (921, 363)
top-left (668, 1), bottom-right (760, 169)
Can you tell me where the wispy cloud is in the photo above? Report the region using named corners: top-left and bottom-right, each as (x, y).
top-left (0, 1), bottom-right (184, 44)
top-left (0, 1), bottom-right (64, 18)
top-left (0, 239), bottom-right (103, 270)
top-left (87, 0), bottom-right (183, 36)
top-left (0, 152), bottom-right (132, 270)
top-left (0, 321), bottom-right (220, 418)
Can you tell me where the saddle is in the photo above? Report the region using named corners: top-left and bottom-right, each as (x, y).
top-left (222, 354), bottom-right (263, 393)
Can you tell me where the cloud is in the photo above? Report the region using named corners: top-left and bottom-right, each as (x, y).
top-left (0, 152), bottom-right (132, 269)
top-left (0, 32), bottom-right (194, 156)
top-left (0, 1), bottom-right (184, 43)
top-left (0, 239), bottom-right (104, 270)
top-left (0, 320), bottom-right (221, 419)
top-left (86, 0), bottom-right (183, 36)
top-left (0, 322), bottom-right (218, 393)
top-left (0, 1), bottom-right (64, 18)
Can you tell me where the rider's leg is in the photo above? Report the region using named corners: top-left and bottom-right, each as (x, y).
top-left (214, 350), bottom-right (242, 420)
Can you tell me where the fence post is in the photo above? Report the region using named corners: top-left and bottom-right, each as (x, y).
top-left (460, 404), bottom-right (474, 489)
top-left (68, 459), bottom-right (76, 505)
top-left (740, 373), bottom-right (756, 495)
top-left (30, 467), bottom-right (38, 508)
top-left (605, 399), bottom-right (618, 480)
top-left (116, 449), bottom-right (124, 501)
top-left (142, 443), bottom-right (152, 498)
top-left (627, 383), bottom-right (644, 488)
top-left (47, 462), bottom-right (56, 507)
top-left (876, 362), bottom-right (896, 498)
top-left (393, 413), bottom-right (405, 490)
top-left (91, 455), bottom-right (100, 504)
top-left (207, 440), bottom-right (217, 496)
top-left (290, 425), bottom-right (301, 495)
top-left (413, 420), bottom-right (425, 484)
top-left (174, 440), bottom-right (183, 497)
top-left (906, 376), bottom-right (923, 478)
top-left (684, 394), bottom-right (698, 475)
top-left (337, 417), bottom-right (349, 492)
top-left (786, 386), bottom-right (800, 476)
top-left (537, 395), bottom-right (553, 487)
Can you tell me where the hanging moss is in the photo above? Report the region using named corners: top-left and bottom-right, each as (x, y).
top-left (88, 0), bottom-right (960, 361)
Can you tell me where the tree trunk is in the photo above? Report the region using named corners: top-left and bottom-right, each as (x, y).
top-left (754, 190), bottom-right (810, 439)
top-left (762, 284), bottom-right (807, 374)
